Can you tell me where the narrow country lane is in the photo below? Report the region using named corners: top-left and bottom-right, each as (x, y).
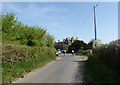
top-left (13, 54), bottom-right (88, 83)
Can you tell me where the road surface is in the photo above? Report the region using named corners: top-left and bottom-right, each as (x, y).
top-left (13, 54), bottom-right (88, 83)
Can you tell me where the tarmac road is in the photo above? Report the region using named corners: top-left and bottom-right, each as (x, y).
top-left (13, 53), bottom-right (88, 83)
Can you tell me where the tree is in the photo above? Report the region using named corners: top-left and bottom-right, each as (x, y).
top-left (2, 13), bottom-right (17, 32)
top-left (46, 33), bottom-right (54, 47)
top-left (63, 45), bottom-right (69, 51)
top-left (2, 13), bottom-right (54, 47)
top-left (68, 40), bottom-right (87, 53)
top-left (87, 40), bottom-right (93, 49)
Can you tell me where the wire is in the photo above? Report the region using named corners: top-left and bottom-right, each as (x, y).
top-left (79, 11), bottom-right (92, 30)
top-left (74, 10), bottom-right (93, 36)
top-left (75, 3), bottom-right (99, 35)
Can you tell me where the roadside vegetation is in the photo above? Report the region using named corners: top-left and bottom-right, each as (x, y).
top-left (67, 39), bottom-right (120, 83)
top-left (2, 13), bottom-right (56, 83)
top-left (86, 40), bottom-right (120, 83)
top-left (67, 40), bottom-right (93, 55)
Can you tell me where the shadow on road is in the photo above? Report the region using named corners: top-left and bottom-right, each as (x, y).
top-left (55, 55), bottom-right (88, 83)
top-left (74, 61), bottom-right (88, 83)
top-left (56, 55), bottom-right (88, 83)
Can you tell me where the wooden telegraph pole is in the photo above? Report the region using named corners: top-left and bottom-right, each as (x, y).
top-left (94, 5), bottom-right (97, 41)
top-left (93, 4), bottom-right (98, 48)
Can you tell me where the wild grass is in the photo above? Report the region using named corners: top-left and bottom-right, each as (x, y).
top-left (86, 54), bottom-right (115, 83)
top-left (85, 40), bottom-right (120, 83)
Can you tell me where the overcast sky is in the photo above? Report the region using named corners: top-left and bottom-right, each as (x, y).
top-left (2, 2), bottom-right (118, 43)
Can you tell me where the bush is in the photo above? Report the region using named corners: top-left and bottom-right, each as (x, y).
top-left (2, 13), bottom-right (54, 47)
top-left (2, 12), bottom-right (56, 83)
top-left (93, 40), bottom-right (120, 72)
top-left (2, 43), bottom-right (56, 83)
top-left (86, 40), bottom-right (120, 83)
top-left (86, 55), bottom-right (115, 83)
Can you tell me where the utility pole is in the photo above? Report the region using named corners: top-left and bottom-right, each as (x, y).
top-left (94, 5), bottom-right (97, 41)
top-left (93, 4), bottom-right (98, 48)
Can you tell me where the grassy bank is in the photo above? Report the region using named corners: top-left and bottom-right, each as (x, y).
top-left (86, 54), bottom-right (116, 83)
top-left (2, 43), bottom-right (56, 83)
top-left (85, 40), bottom-right (120, 83)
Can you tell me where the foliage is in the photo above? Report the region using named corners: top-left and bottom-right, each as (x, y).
top-left (86, 40), bottom-right (120, 83)
top-left (2, 13), bottom-right (56, 83)
top-left (76, 49), bottom-right (92, 56)
top-left (63, 45), bottom-right (69, 51)
top-left (93, 40), bottom-right (120, 72)
top-left (2, 13), bottom-right (54, 47)
top-left (87, 40), bottom-right (93, 49)
top-left (2, 13), bottom-right (17, 32)
top-left (2, 43), bottom-right (56, 83)
top-left (68, 40), bottom-right (87, 53)
top-left (46, 33), bottom-right (54, 47)
top-left (86, 54), bottom-right (115, 83)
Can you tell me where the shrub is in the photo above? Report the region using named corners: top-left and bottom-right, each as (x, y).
top-left (86, 40), bottom-right (120, 83)
top-left (2, 13), bottom-right (54, 47)
top-left (86, 55), bottom-right (115, 83)
top-left (2, 12), bottom-right (56, 83)
top-left (2, 43), bottom-right (56, 83)
top-left (93, 40), bottom-right (120, 72)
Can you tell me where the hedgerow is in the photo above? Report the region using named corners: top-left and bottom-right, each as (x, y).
top-left (2, 43), bottom-right (56, 83)
top-left (2, 13), bottom-right (56, 83)
top-left (86, 40), bottom-right (120, 83)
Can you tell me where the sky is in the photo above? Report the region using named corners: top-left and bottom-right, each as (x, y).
top-left (118, 2), bottom-right (120, 39)
top-left (2, 0), bottom-right (119, 2)
top-left (2, 2), bottom-right (118, 44)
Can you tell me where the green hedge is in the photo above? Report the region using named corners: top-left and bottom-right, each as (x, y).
top-left (93, 41), bottom-right (120, 72)
top-left (86, 40), bottom-right (120, 83)
top-left (2, 12), bottom-right (56, 84)
top-left (2, 43), bottom-right (56, 83)
top-left (2, 13), bottom-right (54, 47)
top-left (86, 54), bottom-right (115, 83)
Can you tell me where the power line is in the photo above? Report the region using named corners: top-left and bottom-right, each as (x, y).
top-left (79, 11), bottom-right (92, 30)
top-left (75, 10), bottom-right (93, 36)
top-left (74, 3), bottom-right (100, 40)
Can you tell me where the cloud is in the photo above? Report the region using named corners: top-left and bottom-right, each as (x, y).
top-left (2, 2), bottom-right (93, 41)
top-left (2, 2), bottom-right (73, 36)
top-left (3, 3), bottom-right (68, 16)
top-left (3, 3), bottom-right (69, 23)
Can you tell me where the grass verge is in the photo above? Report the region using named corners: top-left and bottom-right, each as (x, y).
top-left (2, 43), bottom-right (56, 83)
top-left (85, 54), bottom-right (117, 83)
